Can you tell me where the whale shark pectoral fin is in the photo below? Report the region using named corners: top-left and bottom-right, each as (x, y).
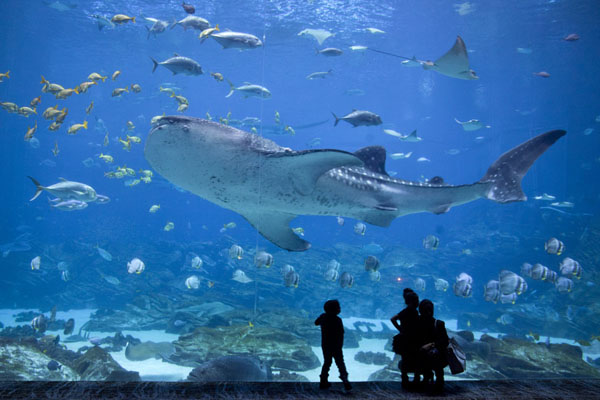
top-left (242, 211), bottom-right (310, 252)
top-left (269, 150), bottom-right (363, 195)
top-left (431, 204), bottom-right (451, 215)
top-left (481, 129), bottom-right (566, 203)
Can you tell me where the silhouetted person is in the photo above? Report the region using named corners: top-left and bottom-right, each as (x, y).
top-left (315, 299), bottom-right (351, 391)
top-left (417, 299), bottom-right (449, 391)
top-left (390, 288), bottom-right (420, 387)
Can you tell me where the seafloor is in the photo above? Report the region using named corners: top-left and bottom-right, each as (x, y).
top-left (1, 379), bottom-right (600, 399)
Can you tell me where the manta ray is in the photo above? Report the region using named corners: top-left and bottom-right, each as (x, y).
top-left (145, 116), bottom-right (565, 251)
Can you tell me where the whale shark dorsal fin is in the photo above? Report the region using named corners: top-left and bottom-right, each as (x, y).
top-left (242, 211), bottom-right (310, 251)
top-left (353, 146), bottom-right (388, 176)
top-left (269, 149), bottom-right (363, 195)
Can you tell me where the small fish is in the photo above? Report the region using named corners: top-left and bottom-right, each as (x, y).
top-left (306, 70), bottom-right (333, 80)
top-left (77, 81), bottom-right (97, 93)
top-left (30, 96), bottom-right (41, 107)
top-left (111, 14), bottom-right (136, 24)
top-left (365, 27), bottom-right (385, 34)
top-left (417, 157), bottom-right (430, 162)
top-left (254, 251), bottom-right (274, 268)
top-left (111, 70), bottom-right (121, 80)
top-left (210, 72), bottom-right (224, 82)
top-left (340, 271), bottom-right (354, 288)
top-left (316, 47), bottom-right (343, 57)
top-left (229, 244), bottom-right (243, 259)
top-left (55, 88), bottom-right (79, 99)
top-left (88, 72), bottom-right (107, 82)
top-left (559, 257), bottom-right (583, 279)
top-left (423, 234), bottom-right (440, 250)
top-left (556, 277), bottom-right (574, 293)
top-left (332, 110), bottom-right (381, 127)
top-left (24, 122), bottom-right (38, 141)
top-left (199, 25), bottom-right (220, 42)
top-left (529, 331), bottom-right (540, 341)
top-left (149, 205), bottom-right (160, 213)
top-left (97, 246), bottom-right (113, 261)
top-left (178, 103), bottom-right (188, 113)
top-left (0, 70), bottom-right (10, 81)
top-left (145, 17), bottom-right (169, 38)
top-left (112, 88), bottom-right (128, 97)
top-left (336, 217), bottom-right (344, 226)
top-left (191, 256), bottom-right (203, 269)
top-left (119, 137), bottom-right (131, 151)
top-left (164, 222), bottom-right (175, 231)
top-left (186, 275), bottom-right (200, 289)
top-left (414, 277), bottom-right (426, 291)
top-left (292, 227), bottom-right (304, 236)
top-left (434, 278), bottom-right (449, 292)
top-left (284, 270), bottom-right (300, 288)
top-left (31, 256), bottom-right (41, 270)
top-left (551, 201), bottom-right (574, 208)
top-left (67, 121), bottom-right (88, 135)
top-left (127, 258), bottom-right (145, 274)
top-left (353, 222), bottom-right (366, 235)
top-left (0, 101), bottom-right (18, 113)
top-left (390, 152), bottom-right (412, 160)
top-left (86, 101), bottom-right (94, 115)
top-left (131, 84), bottom-right (141, 93)
top-left (545, 237), bottom-right (565, 255)
top-left (210, 31), bottom-right (262, 50)
top-left (98, 153), bottom-right (113, 163)
top-left (172, 16), bottom-right (209, 31)
top-left (92, 14), bottom-right (115, 30)
top-left (232, 269), bottom-right (252, 283)
top-left (349, 45), bottom-right (368, 52)
top-left (61, 270), bottom-right (70, 281)
top-left (52, 141), bottom-right (59, 156)
top-left (533, 71), bottom-right (550, 78)
top-left (563, 33), bottom-right (580, 42)
top-left (534, 193), bottom-right (556, 201)
top-left (126, 121), bottom-right (135, 130)
top-left (226, 82), bottom-right (271, 99)
top-left (364, 256), bottom-right (380, 272)
top-left (103, 132), bottom-right (109, 146)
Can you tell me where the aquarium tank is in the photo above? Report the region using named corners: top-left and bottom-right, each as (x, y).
top-left (0, 0), bottom-right (599, 384)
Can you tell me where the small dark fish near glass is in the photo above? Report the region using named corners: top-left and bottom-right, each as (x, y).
top-left (47, 360), bottom-right (61, 371)
top-left (63, 318), bottom-right (75, 335)
top-left (182, 1), bottom-right (195, 14)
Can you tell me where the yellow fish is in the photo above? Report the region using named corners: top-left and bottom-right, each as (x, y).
top-left (208, 281), bottom-right (215, 288)
top-left (126, 121), bottom-right (135, 130)
top-left (119, 137), bottom-right (131, 151)
top-left (199, 24), bottom-right (220, 42)
top-left (111, 14), bottom-right (136, 24)
top-left (164, 222), bottom-right (175, 231)
top-left (24, 122), bottom-right (37, 141)
top-left (87, 73), bottom-right (107, 82)
top-left (18, 106), bottom-right (37, 117)
top-left (86, 101), bottom-right (94, 115)
top-left (127, 135), bottom-right (141, 143)
top-left (130, 83), bottom-right (141, 93)
top-left (159, 86), bottom-right (175, 95)
top-left (111, 70), bottom-right (121, 80)
top-left (139, 169), bottom-right (153, 177)
top-left (127, 179), bottom-right (141, 187)
top-left (30, 95), bottom-right (41, 107)
top-left (78, 81), bottom-right (97, 93)
top-left (284, 125), bottom-right (295, 135)
top-left (67, 121), bottom-right (88, 135)
top-left (112, 88), bottom-right (128, 97)
top-left (48, 122), bottom-right (62, 131)
top-left (248, 321), bottom-right (254, 328)
top-left (149, 205), bottom-right (160, 213)
top-left (170, 93), bottom-right (188, 105)
top-left (528, 331), bottom-right (540, 341)
top-left (52, 141), bottom-right (59, 157)
top-left (223, 222), bottom-right (236, 229)
top-left (103, 132), bottom-right (109, 147)
top-left (210, 72), bottom-right (224, 82)
top-left (140, 176), bottom-right (152, 184)
top-left (0, 70), bottom-right (9, 81)
top-left (292, 227), bottom-right (304, 236)
top-left (177, 103), bottom-right (188, 113)
top-left (55, 108), bottom-right (68, 124)
top-left (275, 111), bottom-right (280, 124)
top-left (99, 153), bottom-right (113, 163)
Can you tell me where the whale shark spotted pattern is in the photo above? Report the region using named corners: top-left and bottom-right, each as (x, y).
top-left (145, 116), bottom-right (565, 251)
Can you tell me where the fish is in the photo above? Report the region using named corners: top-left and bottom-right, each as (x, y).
top-left (28, 177), bottom-right (96, 202)
top-left (332, 110), bottom-right (381, 127)
top-left (61, 270), bottom-right (71, 281)
top-left (98, 153), bottom-right (113, 163)
top-left (226, 82), bottom-right (271, 99)
top-left (191, 256), bottom-right (203, 269)
top-left (40, 76), bottom-right (65, 94)
top-left (353, 222), bottom-right (366, 235)
top-left (563, 33), bottom-right (579, 42)
top-left (87, 73), bottom-right (107, 82)
top-left (422, 234), bottom-right (439, 250)
top-left (500, 292), bottom-right (518, 304)
top-left (96, 194), bottom-right (110, 203)
top-left (151, 55), bottom-right (203, 76)
top-left (210, 72), bottom-right (224, 81)
top-left (111, 70), bottom-right (121, 80)
top-left (422, 36), bottom-right (478, 80)
top-left (281, 264), bottom-right (295, 277)
top-left (484, 280), bottom-right (500, 303)
top-left (111, 14), bottom-right (135, 24)
top-left (545, 237), bottom-right (565, 255)
top-left (85, 101), bottom-right (94, 115)
top-left (67, 121), bottom-right (88, 135)
top-left (384, 129), bottom-right (422, 142)
top-left (186, 275), bottom-right (200, 289)
top-left (369, 270), bottom-right (381, 281)
top-left (417, 157), bottom-right (430, 162)
top-left (324, 268), bottom-right (338, 282)
top-left (229, 244), bottom-right (243, 259)
top-left (498, 270), bottom-right (527, 295)
top-left (0, 70), bottom-right (10, 81)
top-left (18, 106), bottom-right (37, 117)
top-left (400, 56), bottom-right (425, 68)
top-left (534, 193), bottom-right (556, 201)
top-left (550, 201), bottom-right (574, 208)
top-left (31, 256), bottom-right (41, 270)
top-left (199, 26), bottom-right (220, 42)
top-left (77, 81), bottom-right (97, 93)
top-left (91, 14), bottom-right (115, 30)
top-left (182, 1), bottom-right (195, 14)
top-left (454, 273), bottom-right (473, 297)
top-left (0, 101), bottom-right (18, 113)
top-left (127, 258), bottom-right (145, 274)
top-left (31, 314), bottom-right (47, 332)
top-left (149, 204), bottom-right (160, 213)
top-left (112, 88), bottom-right (128, 97)
top-left (364, 256), bottom-right (380, 272)
top-left (164, 222), bottom-right (175, 231)
top-left (50, 199), bottom-right (88, 211)
top-left (283, 270), bottom-right (300, 288)
top-left (210, 31), bottom-right (262, 49)
top-left (317, 48), bottom-right (343, 57)
top-left (350, 45), bottom-right (368, 52)
top-left (340, 272), bottom-right (354, 288)
top-left (144, 117), bottom-right (566, 251)
top-left (144, 18), bottom-right (169, 38)
top-left (390, 151), bottom-right (412, 160)
top-left (531, 263), bottom-right (549, 280)
top-left (52, 141), bottom-right (59, 157)
top-left (171, 16), bottom-right (209, 31)
top-left (534, 71), bottom-right (550, 78)
top-left (232, 269), bottom-right (252, 283)
top-left (496, 313), bottom-right (514, 325)
top-left (125, 341), bottom-right (176, 361)
top-left (306, 70), bottom-right (333, 80)
top-left (559, 257), bottom-right (582, 279)
top-left (414, 277), bottom-right (426, 291)
top-left (131, 84), bottom-right (141, 93)
top-left (97, 246), bottom-right (112, 261)
top-left (336, 216), bottom-right (344, 225)
top-left (254, 251), bottom-right (274, 268)
top-left (365, 27), bottom-right (385, 34)
top-left (555, 277), bottom-right (573, 293)
top-left (454, 118), bottom-right (490, 131)
top-left (297, 28), bottom-right (334, 46)
top-left (24, 122), bottom-right (37, 141)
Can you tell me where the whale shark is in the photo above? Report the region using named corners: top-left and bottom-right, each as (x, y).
top-left (145, 116), bottom-right (565, 251)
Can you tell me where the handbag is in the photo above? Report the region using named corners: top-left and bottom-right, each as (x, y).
top-left (446, 337), bottom-right (467, 374)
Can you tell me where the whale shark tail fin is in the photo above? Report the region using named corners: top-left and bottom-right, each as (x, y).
top-left (480, 129), bottom-right (566, 203)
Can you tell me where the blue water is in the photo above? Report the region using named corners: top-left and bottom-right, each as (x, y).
top-left (0, 0), bottom-right (599, 368)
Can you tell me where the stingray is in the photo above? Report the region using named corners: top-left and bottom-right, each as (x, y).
top-left (297, 29), bottom-right (334, 46)
top-left (422, 36), bottom-right (478, 80)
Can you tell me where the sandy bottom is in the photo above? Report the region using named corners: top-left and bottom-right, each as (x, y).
top-left (1, 309), bottom-right (596, 381)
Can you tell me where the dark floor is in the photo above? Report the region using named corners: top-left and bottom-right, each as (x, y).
top-left (1, 380), bottom-right (600, 400)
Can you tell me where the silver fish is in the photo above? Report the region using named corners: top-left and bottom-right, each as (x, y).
top-left (151, 55), bottom-right (203, 76)
top-left (332, 110), bottom-right (381, 127)
top-left (171, 16), bottom-right (210, 31)
top-left (211, 31), bottom-right (262, 49)
top-left (28, 176), bottom-right (97, 202)
top-left (226, 82), bottom-right (271, 99)
top-left (317, 48), bottom-right (343, 57)
top-left (50, 199), bottom-right (88, 211)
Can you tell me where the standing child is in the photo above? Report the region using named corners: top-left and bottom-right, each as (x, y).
top-left (315, 299), bottom-right (352, 391)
